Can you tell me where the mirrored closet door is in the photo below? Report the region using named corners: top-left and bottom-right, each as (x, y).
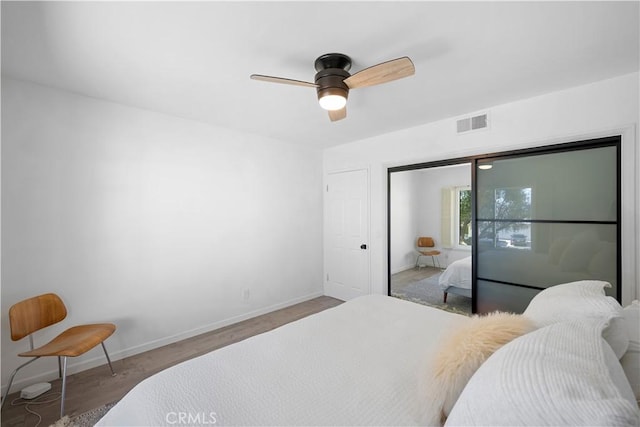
top-left (388, 135), bottom-right (621, 315)
top-left (388, 161), bottom-right (473, 315)
top-left (473, 137), bottom-right (620, 313)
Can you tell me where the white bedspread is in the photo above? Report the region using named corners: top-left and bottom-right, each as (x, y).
top-left (97, 295), bottom-right (467, 426)
top-left (439, 256), bottom-right (472, 291)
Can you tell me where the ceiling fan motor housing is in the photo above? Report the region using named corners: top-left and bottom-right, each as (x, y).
top-left (314, 53), bottom-right (352, 104)
top-left (315, 68), bottom-right (350, 103)
top-left (314, 53), bottom-right (351, 72)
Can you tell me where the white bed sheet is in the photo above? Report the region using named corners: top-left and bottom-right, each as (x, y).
top-left (439, 256), bottom-right (472, 291)
top-left (97, 295), bottom-right (467, 426)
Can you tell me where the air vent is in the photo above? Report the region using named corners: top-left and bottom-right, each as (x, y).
top-left (457, 113), bottom-right (488, 134)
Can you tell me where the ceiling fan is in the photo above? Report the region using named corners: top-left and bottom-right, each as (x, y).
top-left (250, 53), bottom-right (415, 122)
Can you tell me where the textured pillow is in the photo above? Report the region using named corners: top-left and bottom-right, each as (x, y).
top-left (548, 236), bottom-right (571, 265)
top-left (558, 229), bottom-right (599, 272)
top-left (523, 280), bottom-right (628, 358)
top-left (446, 319), bottom-right (640, 426)
top-left (419, 312), bottom-right (535, 425)
top-left (621, 301), bottom-right (640, 401)
top-left (587, 241), bottom-right (616, 280)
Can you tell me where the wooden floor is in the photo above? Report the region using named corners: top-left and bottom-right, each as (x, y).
top-left (1, 296), bottom-right (343, 427)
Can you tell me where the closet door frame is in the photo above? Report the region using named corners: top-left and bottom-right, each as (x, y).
top-left (387, 134), bottom-right (624, 314)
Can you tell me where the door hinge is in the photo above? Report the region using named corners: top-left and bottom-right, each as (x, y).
top-left (326, 184), bottom-right (329, 192)
top-left (326, 273), bottom-right (329, 282)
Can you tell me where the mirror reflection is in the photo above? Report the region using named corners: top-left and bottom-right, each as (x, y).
top-left (389, 163), bottom-right (472, 315)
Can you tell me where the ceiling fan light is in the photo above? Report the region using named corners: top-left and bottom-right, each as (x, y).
top-left (319, 94), bottom-right (347, 111)
top-left (317, 85), bottom-right (348, 111)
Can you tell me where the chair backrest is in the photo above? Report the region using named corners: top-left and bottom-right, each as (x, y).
top-left (9, 293), bottom-right (67, 341)
top-left (417, 237), bottom-right (435, 248)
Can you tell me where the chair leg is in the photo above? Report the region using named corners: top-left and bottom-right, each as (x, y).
top-left (58, 356), bottom-right (62, 378)
top-left (415, 255), bottom-right (421, 268)
top-left (2, 357), bottom-right (40, 408)
top-left (57, 342), bottom-right (115, 418)
top-left (101, 342), bottom-right (116, 376)
top-left (60, 356), bottom-right (68, 418)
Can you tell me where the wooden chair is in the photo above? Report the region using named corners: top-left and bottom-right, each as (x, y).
top-left (415, 236), bottom-right (442, 269)
top-left (1, 293), bottom-right (116, 418)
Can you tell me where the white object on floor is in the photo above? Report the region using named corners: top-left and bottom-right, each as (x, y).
top-left (20, 382), bottom-right (51, 399)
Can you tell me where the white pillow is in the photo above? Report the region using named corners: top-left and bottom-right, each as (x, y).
top-left (446, 319), bottom-right (640, 426)
top-left (558, 230), bottom-right (599, 272)
top-left (621, 301), bottom-right (640, 401)
top-left (548, 236), bottom-right (571, 265)
top-left (587, 241), bottom-right (616, 279)
top-left (419, 312), bottom-right (535, 425)
top-left (523, 280), bottom-right (628, 358)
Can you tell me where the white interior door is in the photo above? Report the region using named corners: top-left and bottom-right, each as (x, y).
top-left (324, 169), bottom-right (370, 300)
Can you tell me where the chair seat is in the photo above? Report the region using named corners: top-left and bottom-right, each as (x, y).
top-left (419, 250), bottom-right (441, 256)
top-left (18, 323), bottom-right (116, 358)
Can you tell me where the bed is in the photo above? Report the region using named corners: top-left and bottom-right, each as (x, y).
top-left (97, 295), bottom-right (466, 426)
top-left (437, 237), bottom-right (617, 304)
top-left (97, 285), bottom-right (640, 426)
top-left (438, 256), bottom-right (472, 302)
top-left (476, 245), bottom-right (616, 289)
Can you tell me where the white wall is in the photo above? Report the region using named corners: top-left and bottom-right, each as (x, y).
top-left (324, 72), bottom-right (639, 304)
top-left (389, 170), bottom-right (418, 273)
top-left (1, 78), bottom-right (324, 392)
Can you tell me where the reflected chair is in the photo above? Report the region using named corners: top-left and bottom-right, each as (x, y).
top-left (415, 237), bottom-right (442, 269)
top-left (1, 293), bottom-right (116, 418)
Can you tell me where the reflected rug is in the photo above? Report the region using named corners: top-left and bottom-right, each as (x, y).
top-left (50, 401), bottom-right (116, 427)
top-left (392, 273), bottom-right (471, 315)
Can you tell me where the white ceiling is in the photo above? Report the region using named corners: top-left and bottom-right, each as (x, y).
top-left (2, 1), bottom-right (638, 149)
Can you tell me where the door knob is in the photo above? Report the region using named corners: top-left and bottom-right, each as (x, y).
top-left (360, 244), bottom-right (367, 250)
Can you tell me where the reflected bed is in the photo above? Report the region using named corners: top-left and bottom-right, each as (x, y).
top-left (438, 256), bottom-right (472, 302)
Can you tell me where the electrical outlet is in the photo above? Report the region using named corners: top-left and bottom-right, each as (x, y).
top-left (242, 289), bottom-right (250, 301)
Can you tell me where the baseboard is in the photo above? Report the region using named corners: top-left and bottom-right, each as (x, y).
top-left (390, 264), bottom-right (416, 275)
top-left (1, 291), bottom-right (324, 395)
top-left (111, 290), bottom-right (325, 361)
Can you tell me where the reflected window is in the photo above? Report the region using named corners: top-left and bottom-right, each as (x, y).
top-left (456, 186), bottom-right (472, 247)
top-left (478, 186), bottom-right (532, 249)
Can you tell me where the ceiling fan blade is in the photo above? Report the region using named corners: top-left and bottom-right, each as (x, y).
top-left (250, 74), bottom-right (317, 88)
top-left (344, 57), bottom-right (415, 89)
top-left (328, 107), bottom-right (347, 122)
